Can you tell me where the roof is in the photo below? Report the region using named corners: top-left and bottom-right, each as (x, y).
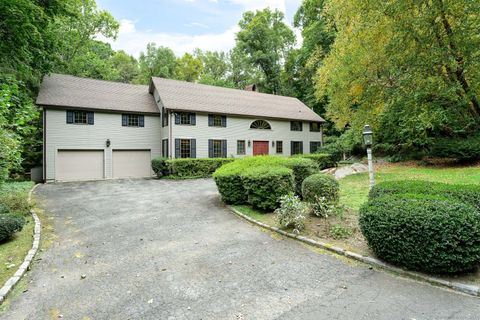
top-left (36, 74), bottom-right (159, 114)
top-left (150, 77), bottom-right (325, 122)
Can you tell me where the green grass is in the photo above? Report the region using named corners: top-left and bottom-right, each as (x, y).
top-left (339, 163), bottom-right (480, 211)
top-left (231, 205), bottom-right (276, 225)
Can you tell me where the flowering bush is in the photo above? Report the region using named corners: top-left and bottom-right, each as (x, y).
top-left (275, 193), bottom-right (308, 234)
top-left (310, 196), bottom-right (336, 218)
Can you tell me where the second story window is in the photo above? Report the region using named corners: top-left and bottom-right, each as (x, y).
top-left (175, 112), bottom-right (196, 125)
top-left (66, 110), bottom-right (94, 125)
top-left (310, 122), bottom-right (321, 132)
top-left (290, 121), bottom-right (303, 131)
top-left (209, 114), bottom-right (227, 127)
top-left (122, 114), bottom-right (144, 127)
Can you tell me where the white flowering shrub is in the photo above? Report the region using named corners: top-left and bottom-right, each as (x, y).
top-left (275, 193), bottom-right (308, 234)
top-left (311, 196), bottom-right (337, 218)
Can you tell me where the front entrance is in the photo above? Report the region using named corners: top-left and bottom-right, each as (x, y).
top-left (253, 141), bottom-right (269, 156)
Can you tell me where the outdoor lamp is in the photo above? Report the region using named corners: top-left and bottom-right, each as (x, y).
top-left (248, 140), bottom-right (251, 147)
top-left (106, 139), bottom-right (111, 147)
top-left (362, 125), bottom-right (373, 146)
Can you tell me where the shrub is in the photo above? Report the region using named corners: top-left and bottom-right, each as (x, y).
top-left (151, 157), bottom-right (169, 178)
top-left (330, 224), bottom-right (352, 240)
top-left (243, 166), bottom-right (294, 210)
top-left (0, 214), bottom-right (25, 242)
top-left (429, 135), bottom-right (480, 161)
top-left (284, 157), bottom-right (319, 195)
top-left (370, 180), bottom-right (480, 211)
top-left (302, 173), bottom-right (339, 204)
top-left (299, 153), bottom-right (337, 170)
top-left (310, 196), bottom-right (336, 218)
top-left (0, 181), bottom-right (32, 215)
top-left (359, 195), bottom-right (480, 273)
top-left (275, 193), bottom-right (308, 233)
top-left (213, 171), bottom-right (247, 204)
top-left (167, 158), bottom-right (234, 178)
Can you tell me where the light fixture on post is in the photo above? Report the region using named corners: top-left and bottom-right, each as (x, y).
top-left (272, 141), bottom-right (275, 147)
top-left (362, 125), bottom-right (374, 189)
top-left (106, 139), bottom-right (111, 148)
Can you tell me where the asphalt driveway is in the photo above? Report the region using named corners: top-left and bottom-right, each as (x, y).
top-left (2, 179), bottom-right (480, 319)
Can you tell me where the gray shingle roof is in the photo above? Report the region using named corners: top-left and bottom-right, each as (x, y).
top-left (36, 74), bottom-right (159, 114)
top-left (150, 77), bottom-right (325, 122)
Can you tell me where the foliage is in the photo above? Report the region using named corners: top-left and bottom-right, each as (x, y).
top-left (302, 173), bottom-right (339, 204)
top-left (110, 50), bottom-right (139, 83)
top-left (175, 53), bottom-right (203, 82)
top-left (236, 8), bottom-right (295, 94)
top-left (0, 181), bottom-right (34, 215)
top-left (329, 224), bottom-right (352, 240)
top-left (242, 166), bottom-right (294, 210)
top-left (359, 194), bottom-right (480, 273)
top-left (310, 195), bottom-right (336, 218)
top-left (137, 43), bottom-right (176, 84)
top-left (284, 157), bottom-right (319, 195)
top-left (151, 157), bottom-right (169, 178)
top-left (429, 135), bottom-right (480, 161)
top-left (0, 215), bottom-right (25, 243)
top-left (166, 158), bottom-right (234, 178)
top-left (275, 193), bottom-right (308, 233)
top-left (297, 153), bottom-right (337, 169)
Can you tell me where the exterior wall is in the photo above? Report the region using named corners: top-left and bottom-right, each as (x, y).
top-left (171, 112), bottom-right (323, 158)
top-left (44, 108), bottom-right (161, 181)
top-left (154, 89), bottom-right (170, 157)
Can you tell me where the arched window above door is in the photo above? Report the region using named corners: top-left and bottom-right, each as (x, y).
top-left (250, 120), bottom-right (271, 130)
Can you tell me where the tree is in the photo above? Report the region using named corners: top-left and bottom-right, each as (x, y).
top-left (137, 43), bottom-right (176, 84)
top-left (174, 53), bottom-right (203, 82)
top-left (111, 50), bottom-right (139, 83)
top-left (195, 49), bottom-right (233, 87)
top-left (228, 47), bottom-right (264, 90)
top-left (235, 8), bottom-right (295, 94)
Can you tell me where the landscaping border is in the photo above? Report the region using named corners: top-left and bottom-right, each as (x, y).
top-left (227, 205), bottom-right (480, 298)
top-left (0, 184), bottom-right (41, 304)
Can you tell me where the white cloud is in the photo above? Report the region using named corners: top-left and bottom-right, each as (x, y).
top-left (184, 22), bottom-right (210, 29)
top-left (228, 0), bottom-right (286, 13)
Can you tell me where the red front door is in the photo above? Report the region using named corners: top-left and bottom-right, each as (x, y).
top-left (253, 141), bottom-right (269, 156)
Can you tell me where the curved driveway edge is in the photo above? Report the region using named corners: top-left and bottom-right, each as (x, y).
top-left (0, 184), bottom-right (42, 304)
top-left (227, 205), bottom-right (480, 297)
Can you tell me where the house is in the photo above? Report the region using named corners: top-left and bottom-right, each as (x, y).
top-left (36, 73), bottom-right (325, 182)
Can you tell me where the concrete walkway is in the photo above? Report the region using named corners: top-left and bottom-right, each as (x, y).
top-left (1, 179), bottom-right (479, 319)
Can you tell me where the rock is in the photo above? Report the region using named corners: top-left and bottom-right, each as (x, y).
top-left (342, 285), bottom-right (347, 289)
top-left (80, 274), bottom-right (86, 279)
top-left (148, 299), bottom-right (153, 304)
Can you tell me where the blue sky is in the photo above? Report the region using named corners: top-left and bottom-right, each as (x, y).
top-left (96, 0), bottom-right (302, 57)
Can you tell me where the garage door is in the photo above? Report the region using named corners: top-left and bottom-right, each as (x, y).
top-left (112, 150), bottom-right (151, 179)
top-left (57, 150), bottom-right (104, 181)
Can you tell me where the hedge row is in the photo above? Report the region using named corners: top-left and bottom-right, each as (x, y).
top-left (152, 158), bottom-right (234, 178)
top-left (360, 181), bottom-right (480, 274)
top-left (429, 135), bottom-right (480, 161)
top-left (296, 153), bottom-right (337, 170)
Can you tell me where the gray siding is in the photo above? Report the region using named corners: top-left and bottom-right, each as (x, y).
top-left (45, 109), bottom-right (161, 181)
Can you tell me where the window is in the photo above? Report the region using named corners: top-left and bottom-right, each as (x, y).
top-left (290, 121), bottom-right (303, 131)
top-left (175, 139), bottom-right (196, 158)
top-left (291, 141), bottom-right (303, 155)
top-left (237, 140), bottom-right (246, 155)
top-left (209, 139), bottom-right (227, 158)
top-left (310, 122), bottom-right (321, 132)
top-left (162, 139), bottom-right (169, 158)
top-left (175, 112), bottom-right (196, 125)
top-left (209, 114), bottom-right (226, 127)
top-left (250, 120), bottom-right (271, 129)
top-left (162, 107), bottom-right (168, 127)
top-left (310, 141), bottom-right (322, 153)
top-left (276, 141), bottom-right (283, 154)
top-left (66, 110), bottom-right (94, 125)
top-left (122, 114), bottom-right (144, 127)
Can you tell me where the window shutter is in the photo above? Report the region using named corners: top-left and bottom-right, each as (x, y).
top-left (299, 142), bottom-right (304, 154)
top-left (208, 115), bottom-right (214, 127)
top-left (190, 113), bottom-right (196, 125)
top-left (221, 140), bottom-right (227, 157)
top-left (87, 112), bottom-right (94, 125)
top-left (310, 141), bottom-right (314, 153)
top-left (66, 111), bottom-right (73, 123)
top-left (190, 139), bottom-right (196, 158)
top-left (290, 141), bottom-right (294, 155)
top-left (299, 122), bottom-right (303, 131)
top-left (139, 115), bottom-right (145, 127)
top-left (165, 109), bottom-right (168, 126)
top-left (175, 139), bottom-right (180, 158)
top-left (208, 139), bottom-right (213, 158)
top-left (175, 113), bottom-right (180, 124)
top-left (221, 116), bottom-right (227, 127)
top-left (122, 114), bottom-right (127, 126)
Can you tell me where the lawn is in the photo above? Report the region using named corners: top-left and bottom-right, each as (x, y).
top-left (0, 181), bottom-right (34, 286)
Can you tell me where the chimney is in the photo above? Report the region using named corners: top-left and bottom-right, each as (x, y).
top-left (244, 84), bottom-right (257, 92)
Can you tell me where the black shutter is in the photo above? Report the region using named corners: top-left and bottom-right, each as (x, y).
top-left (139, 115), bottom-right (145, 127)
top-left (175, 113), bottom-right (180, 124)
top-left (221, 140), bottom-right (227, 157)
top-left (290, 121), bottom-right (294, 131)
top-left (221, 115), bottom-right (227, 127)
top-left (291, 141), bottom-right (294, 155)
top-left (190, 113), bottom-right (196, 125)
top-left (208, 115), bottom-right (214, 127)
top-left (299, 122), bottom-right (303, 131)
top-left (175, 139), bottom-right (180, 158)
top-left (87, 112), bottom-right (94, 125)
top-left (208, 139), bottom-right (213, 158)
top-left (190, 139), bottom-right (196, 158)
top-left (122, 114), bottom-right (128, 126)
top-left (165, 109), bottom-right (169, 126)
top-left (310, 141), bottom-right (314, 153)
top-left (66, 111), bottom-right (73, 123)
top-left (161, 108), bottom-right (165, 127)
top-left (299, 142), bottom-right (304, 154)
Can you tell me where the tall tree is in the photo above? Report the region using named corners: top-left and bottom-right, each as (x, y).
top-left (137, 43), bottom-right (176, 84)
top-left (111, 50), bottom-right (139, 83)
top-left (228, 47), bottom-right (263, 90)
top-left (235, 8), bottom-right (295, 94)
top-left (195, 49), bottom-right (233, 87)
top-left (174, 53), bottom-right (203, 82)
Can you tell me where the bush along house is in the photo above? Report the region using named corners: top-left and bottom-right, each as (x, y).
top-left (36, 73), bottom-right (325, 182)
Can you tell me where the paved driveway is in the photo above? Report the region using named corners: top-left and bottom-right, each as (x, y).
top-left (2, 179), bottom-right (480, 319)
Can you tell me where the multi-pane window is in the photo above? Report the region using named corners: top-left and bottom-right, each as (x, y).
top-left (310, 141), bottom-right (322, 153)
top-left (237, 140), bottom-right (246, 155)
top-left (213, 115), bottom-right (222, 126)
top-left (180, 139), bottom-right (191, 158)
top-left (128, 114), bottom-right (139, 127)
top-left (250, 120), bottom-right (271, 129)
top-left (291, 141), bottom-right (303, 155)
top-left (290, 121), bottom-right (303, 131)
top-left (175, 112), bottom-right (196, 125)
top-left (213, 140), bottom-right (222, 157)
top-left (180, 113), bottom-right (190, 125)
top-left (276, 141), bottom-right (283, 154)
top-left (122, 114), bottom-right (144, 127)
top-left (74, 111), bottom-right (87, 124)
top-left (310, 122), bottom-right (321, 132)
top-left (209, 139), bottom-right (227, 158)
top-left (209, 114), bottom-right (226, 127)
top-left (175, 139), bottom-right (196, 158)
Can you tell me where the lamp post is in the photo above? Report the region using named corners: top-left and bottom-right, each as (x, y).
top-left (362, 125), bottom-right (374, 189)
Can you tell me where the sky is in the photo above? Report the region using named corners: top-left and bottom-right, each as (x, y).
top-left (96, 0), bottom-right (302, 57)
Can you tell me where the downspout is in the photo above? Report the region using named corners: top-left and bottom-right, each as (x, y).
top-left (169, 111), bottom-right (173, 159)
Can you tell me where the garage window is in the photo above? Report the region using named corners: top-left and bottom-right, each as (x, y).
top-left (66, 111), bottom-right (94, 125)
top-left (122, 114), bottom-right (144, 127)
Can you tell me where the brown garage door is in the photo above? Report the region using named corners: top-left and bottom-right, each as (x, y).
top-left (112, 150), bottom-right (151, 179)
top-left (57, 150), bottom-right (104, 181)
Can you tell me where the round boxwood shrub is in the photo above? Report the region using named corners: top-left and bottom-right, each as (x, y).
top-left (301, 173), bottom-right (339, 204)
top-left (359, 195), bottom-right (480, 273)
top-left (0, 214), bottom-right (25, 242)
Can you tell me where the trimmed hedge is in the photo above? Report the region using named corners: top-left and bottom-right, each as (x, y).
top-left (0, 214), bottom-right (25, 242)
top-left (151, 157), bottom-right (169, 178)
top-left (153, 158), bottom-right (235, 178)
top-left (243, 166), bottom-right (294, 210)
top-left (284, 157), bottom-right (319, 195)
top-left (302, 173), bottom-right (340, 204)
top-left (212, 164), bottom-right (248, 204)
top-left (359, 195), bottom-right (480, 273)
top-left (370, 180), bottom-right (480, 211)
top-left (297, 153), bottom-right (337, 170)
